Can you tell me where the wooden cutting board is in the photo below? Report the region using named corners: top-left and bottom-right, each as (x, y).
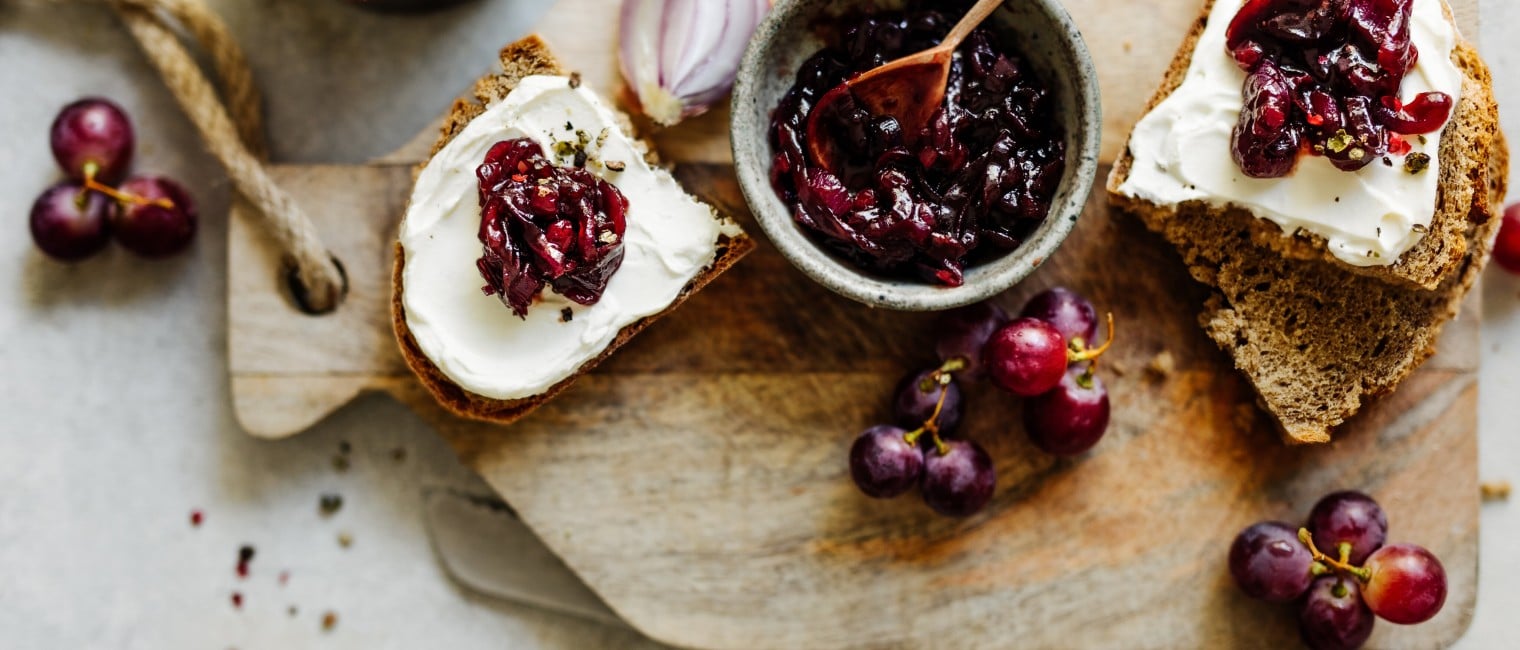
top-left (227, 0), bottom-right (1484, 647)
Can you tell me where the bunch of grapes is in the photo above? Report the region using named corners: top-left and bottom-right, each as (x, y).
top-left (1230, 491), bottom-right (1447, 649)
top-left (30, 98), bottom-right (197, 262)
top-left (848, 287), bottom-right (1116, 518)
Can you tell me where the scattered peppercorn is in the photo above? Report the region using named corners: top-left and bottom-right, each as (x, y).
top-left (322, 611), bottom-right (338, 632)
top-left (1404, 152), bottom-right (1431, 174)
top-left (288, 605), bottom-right (298, 617)
top-left (319, 494), bottom-right (343, 517)
top-left (560, 307), bottom-right (574, 323)
top-left (332, 455), bottom-right (350, 472)
top-left (391, 447), bottom-right (406, 463)
top-left (568, 72), bottom-right (582, 89)
top-left (236, 545), bottom-right (255, 578)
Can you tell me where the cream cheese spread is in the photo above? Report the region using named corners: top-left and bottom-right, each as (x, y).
top-left (1116, 0), bottom-right (1462, 267)
top-left (400, 75), bottom-right (740, 400)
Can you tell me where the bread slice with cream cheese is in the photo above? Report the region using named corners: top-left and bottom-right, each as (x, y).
top-left (392, 36), bottom-right (754, 425)
top-left (1106, 0), bottom-right (1505, 443)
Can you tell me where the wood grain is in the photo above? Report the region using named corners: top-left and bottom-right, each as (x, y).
top-left (227, 0), bottom-right (1483, 647)
top-left (399, 169), bottom-right (1479, 650)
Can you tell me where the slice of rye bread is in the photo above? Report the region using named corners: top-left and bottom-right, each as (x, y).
top-left (1107, 3), bottom-right (1507, 444)
top-left (391, 35), bottom-right (756, 425)
top-left (1110, 0), bottom-right (1492, 292)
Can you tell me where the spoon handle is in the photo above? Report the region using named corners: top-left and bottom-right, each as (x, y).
top-left (942, 0), bottom-right (1005, 50)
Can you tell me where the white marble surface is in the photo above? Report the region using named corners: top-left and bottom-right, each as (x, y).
top-left (0, 0), bottom-right (1517, 648)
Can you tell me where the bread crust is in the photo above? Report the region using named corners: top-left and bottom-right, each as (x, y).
top-left (1105, 1), bottom-right (1506, 443)
top-left (391, 36), bottom-right (755, 425)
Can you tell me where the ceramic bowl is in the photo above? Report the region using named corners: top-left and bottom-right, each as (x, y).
top-left (731, 0), bottom-right (1102, 311)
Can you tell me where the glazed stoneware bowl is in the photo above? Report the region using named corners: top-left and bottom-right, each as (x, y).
top-left (731, 0), bottom-right (1102, 311)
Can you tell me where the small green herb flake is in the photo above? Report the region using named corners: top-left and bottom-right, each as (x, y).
top-left (1326, 130), bottom-right (1353, 153)
top-left (1404, 152), bottom-right (1431, 174)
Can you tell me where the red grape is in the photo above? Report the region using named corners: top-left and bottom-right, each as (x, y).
top-left (892, 368), bottom-right (962, 434)
top-left (849, 426), bottom-right (924, 499)
top-left (1228, 521), bottom-right (1314, 602)
top-left (1024, 366), bottom-right (1110, 456)
top-left (29, 183), bottom-right (112, 262)
top-left (1495, 204), bottom-right (1520, 274)
top-left (111, 176), bottom-right (197, 258)
top-left (1019, 287), bottom-right (1097, 346)
top-left (1307, 491), bottom-right (1388, 565)
top-left (933, 302), bottom-right (1008, 381)
top-left (984, 318), bottom-right (1068, 397)
top-left (50, 97), bottom-right (135, 184)
top-left (1362, 543), bottom-right (1446, 624)
top-left (1300, 575), bottom-right (1375, 650)
top-left (921, 439), bottom-right (995, 517)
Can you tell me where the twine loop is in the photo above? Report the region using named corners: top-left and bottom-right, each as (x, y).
top-left (107, 0), bottom-right (345, 313)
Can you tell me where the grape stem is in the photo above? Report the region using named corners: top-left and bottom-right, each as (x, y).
top-left (79, 162), bottom-right (174, 210)
top-left (1068, 313), bottom-right (1116, 370)
top-left (1299, 528), bottom-right (1372, 582)
top-left (1074, 361), bottom-right (1096, 390)
top-left (917, 357), bottom-right (968, 392)
top-left (902, 367), bottom-right (955, 456)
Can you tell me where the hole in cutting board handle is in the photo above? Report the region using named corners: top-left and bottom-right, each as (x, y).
top-left (284, 254), bottom-right (350, 315)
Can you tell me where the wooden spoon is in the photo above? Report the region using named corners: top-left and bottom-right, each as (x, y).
top-left (806, 0), bottom-right (1006, 173)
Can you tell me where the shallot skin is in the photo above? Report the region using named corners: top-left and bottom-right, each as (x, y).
top-left (619, 0), bottom-right (771, 125)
